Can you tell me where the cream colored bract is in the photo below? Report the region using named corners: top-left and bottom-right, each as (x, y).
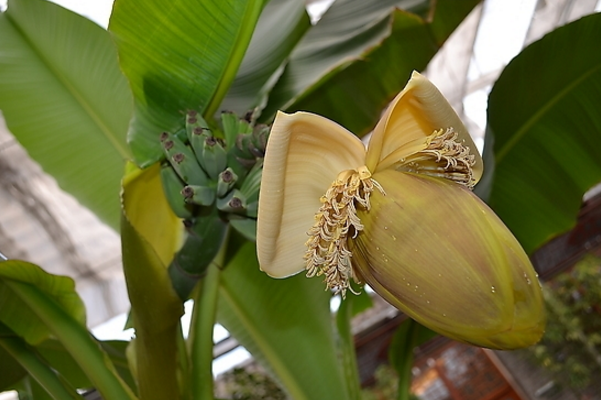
top-left (256, 71), bottom-right (545, 350)
top-left (257, 72), bottom-right (482, 276)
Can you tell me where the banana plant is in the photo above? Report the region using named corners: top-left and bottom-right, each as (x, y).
top-left (1, 0), bottom-right (601, 399)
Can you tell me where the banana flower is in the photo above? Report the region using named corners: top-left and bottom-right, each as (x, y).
top-left (256, 72), bottom-right (545, 349)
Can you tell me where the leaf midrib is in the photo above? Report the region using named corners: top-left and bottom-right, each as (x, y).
top-left (496, 62), bottom-right (601, 162)
top-left (204, 0), bottom-right (264, 118)
top-left (6, 10), bottom-right (130, 160)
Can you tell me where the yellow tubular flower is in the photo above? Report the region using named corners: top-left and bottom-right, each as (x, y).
top-left (256, 71), bottom-right (545, 350)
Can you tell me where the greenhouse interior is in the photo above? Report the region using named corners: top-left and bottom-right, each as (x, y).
top-left (1, 0), bottom-right (601, 399)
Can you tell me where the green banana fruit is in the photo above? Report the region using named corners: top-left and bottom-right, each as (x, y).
top-left (216, 189), bottom-right (246, 213)
top-left (160, 131), bottom-right (208, 186)
top-left (160, 164), bottom-right (194, 219)
top-left (217, 168), bottom-right (238, 198)
top-left (182, 184), bottom-right (216, 207)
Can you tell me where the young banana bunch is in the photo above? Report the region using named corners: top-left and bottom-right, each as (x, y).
top-left (160, 110), bottom-right (268, 299)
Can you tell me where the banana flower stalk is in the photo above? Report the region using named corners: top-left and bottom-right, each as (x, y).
top-left (256, 72), bottom-right (545, 350)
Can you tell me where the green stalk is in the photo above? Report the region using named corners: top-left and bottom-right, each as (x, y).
top-left (177, 322), bottom-right (191, 400)
top-left (204, 0), bottom-right (264, 118)
top-left (397, 320), bottom-right (418, 400)
top-left (133, 317), bottom-right (180, 400)
top-left (4, 280), bottom-right (137, 400)
top-left (336, 298), bottom-right (362, 400)
top-left (188, 229), bottom-right (229, 400)
top-left (120, 204), bottom-right (184, 400)
top-left (0, 336), bottom-right (82, 399)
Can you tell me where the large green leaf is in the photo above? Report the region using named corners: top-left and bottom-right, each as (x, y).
top-left (487, 13), bottom-right (601, 254)
top-left (0, 0), bottom-right (132, 230)
top-left (12, 375), bottom-right (62, 400)
top-left (34, 339), bottom-right (137, 392)
top-left (109, 0), bottom-right (267, 167)
top-left (262, 0), bottom-right (480, 136)
top-left (0, 261), bottom-right (85, 345)
top-left (284, 8), bottom-right (433, 135)
top-left (220, 0), bottom-right (311, 115)
top-left (218, 242), bottom-right (350, 400)
top-left (263, 0), bottom-right (419, 119)
top-left (0, 324), bottom-right (27, 390)
top-left (0, 334), bottom-right (81, 399)
top-left (0, 261), bottom-right (136, 399)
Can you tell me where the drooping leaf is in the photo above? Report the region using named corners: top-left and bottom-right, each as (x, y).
top-left (0, 0), bottom-right (133, 230)
top-left (34, 339), bottom-right (137, 393)
top-left (427, 0), bottom-right (483, 45)
top-left (0, 324), bottom-right (27, 390)
top-left (220, 0), bottom-right (311, 115)
top-left (11, 375), bottom-right (56, 400)
top-left (218, 242), bottom-right (350, 400)
top-left (109, 0), bottom-right (268, 167)
top-left (284, 9), bottom-right (433, 134)
top-left (0, 334), bottom-right (81, 399)
top-left (263, 0), bottom-right (416, 119)
top-left (487, 12), bottom-right (601, 254)
top-left (0, 261), bottom-right (85, 345)
top-left (1, 319), bottom-right (134, 394)
top-left (0, 261), bottom-right (137, 399)
top-left (121, 163), bottom-right (184, 400)
top-left (25, 337), bottom-right (90, 392)
top-left (263, 0), bottom-right (480, 136)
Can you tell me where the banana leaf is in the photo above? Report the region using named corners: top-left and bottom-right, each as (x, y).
top-left (487, 12), bottom-right (601, 254)
top-left (0, 0), bottom-right (132, 230)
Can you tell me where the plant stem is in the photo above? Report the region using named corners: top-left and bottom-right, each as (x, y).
top-left (177, 321), bottom-right (191, 400)
top-left (0, 336), bottom-right (82, 399)
top-left (189, 228), bottom-right (229, 400)
top-left (336, 297), bottom-right (362, 400)
top-left (397, 320), bottom-right (418, 400)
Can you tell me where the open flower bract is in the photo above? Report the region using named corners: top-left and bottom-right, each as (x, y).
top-left (256, 71), bottom-right (545, 349)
